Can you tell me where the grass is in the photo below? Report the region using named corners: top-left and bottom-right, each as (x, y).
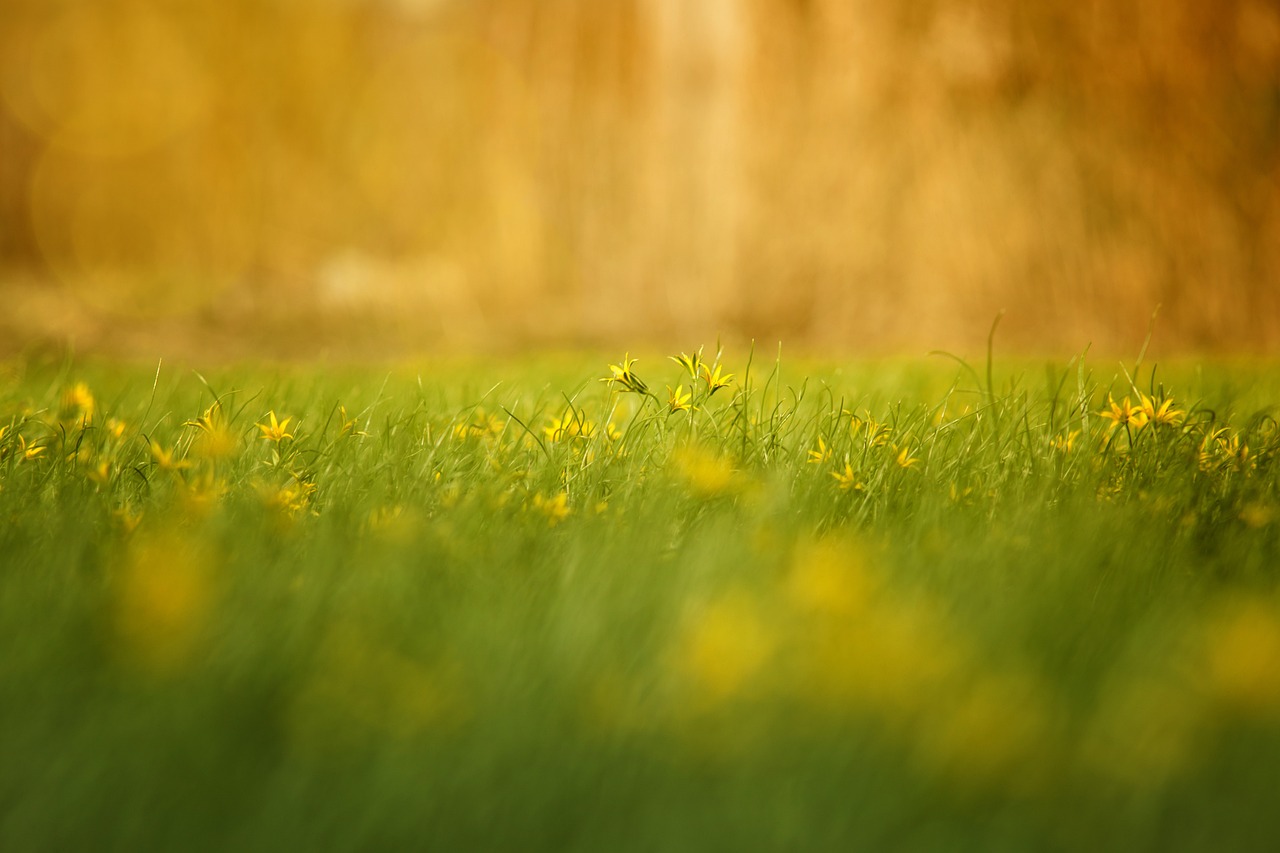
top-left (2, 346), bottom-right (1280, 851)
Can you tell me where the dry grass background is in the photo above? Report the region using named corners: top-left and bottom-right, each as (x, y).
top-left (1, 0), bottom-right (1278, 358)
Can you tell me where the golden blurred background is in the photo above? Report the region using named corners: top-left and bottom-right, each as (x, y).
top-left (2, 0), bottom-right (1279, 358)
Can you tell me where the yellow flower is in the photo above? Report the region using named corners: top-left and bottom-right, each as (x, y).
top-left (667, 384), bottom-right (693, 413)
top-left (893, 445), bottom-right (919, 469)
top-left (338, 406), bottom-right (369, 438)
top-left (532, 491), bottom-right (571, 526)
top-left (852, 415), bottom-right (891, 447)
top-left (831, 462), bottom-right (863, 492)
top-left (185, 402), bottom-right (236, 459)
top-left (1139, 393), bottom-right (1185, 428)
top-left (1099, 396), bottom-right (1149, 430)
top-left (601, 353), bottom-right (648, 395)
top-left (19, 435), bottom-right (45, 462)
top-left (700, 363), bottom-right (734, 395)
top-left (670, 348), bottom-right (704, 381)
top-left (257, 411), bottom-right (294, 443)
top-left (807, 436), bottom-right (832, 464)
top-left (86, 459), bottom-right (112, 486)
top-left (61, 382), bottom-right (95, 426)
top-left (1050, 430), bottom-right (1080, 453)
top-left (150, 442), bottom-right (191, 472)
top-left (544, 412), bottom-right (596, 442)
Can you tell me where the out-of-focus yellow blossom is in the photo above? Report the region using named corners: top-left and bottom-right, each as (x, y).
top-left (786, 538), bottom-right (876, 617)
top-left (19, 435), bottom-right (45, 462)
top-left (673, 591), bottom-right (776, 705)
top-left (893, 445), bottom-right (919, 469)
top-left (544, 412), bottom-right (596, 442)
top-left (807, 436), bottom-right (832, 464)
top-left (104, 418), bottom-right (127, 440)
top-left (86, 459), bottom-right (112, 487)
top-left (672, 446), bottom-right (740, 498)
top-left (1203, 598), bottom-right (1280, 716)
top-left (831, 462), bottom-right (863, 492)
top-left (60, 382), bottom-right (95, 426)
top-left (185, 402), bottom-right (236, 459)
top-left (258, 478), bottom-right (317, 516)
top-left (1050, 430), bottom-right (1080, 453)
top-left (150, 442), bottom-right (191, 472)
top-left (851, 415), bottom-right (892, 447)
top-left (338, 405), bottom-right (369, 438)
top-left (532, 491), bottom-right (571, 526)
top-left (112, 530), bottom-right (216, 674)
top-left (257, 411), bottom-right (294, 442)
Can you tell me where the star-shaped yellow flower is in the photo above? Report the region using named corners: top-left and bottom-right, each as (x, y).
top-left (257, 411), bottom-right (294, 443)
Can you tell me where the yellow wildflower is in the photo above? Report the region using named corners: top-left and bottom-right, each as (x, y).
top-left (672, 446), bottom-right (740, 498)
top-left (670, 348), bottom-right (704, 381)
top-left (185, 402), bottom-right (236, 459)
top-left (61, 382), bottom-right (95, 425)
top-left (532, 491), bottom-right (571, 526)
top-left (338, 406), bottom-right (369, 438)
top-left (1139, 393), bottom-right (1185, 428)
top-left (667, 384), bottom-right (693, 413)
top-left (150, 442), bottom-right (191, 472)
top-left (807, 436), bottom-right (832, 464)
top-left (893, 445), bottom-right (919, 469)
top-left (19, 435), bottom-right (45, 462)
top-left (1100, 396), bottom-right (1149, 430)
top-left (831, 462), bottom-right (863, 492)
top-left (257, 411), bottom-right (294, 443)
top-left (1050, 430), bottom-right (1080, 453)
top-left (601, 353), bottom-right (648, 395)
top-left (700, 363), bottom-right (734, 395)
top-left (86, 459), bottom-right (112, 486)
top-left (544, 412), bottom-right (596, 442)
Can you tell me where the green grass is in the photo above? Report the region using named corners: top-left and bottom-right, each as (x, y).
top-left (2, 348), bottom-right (1280, 851)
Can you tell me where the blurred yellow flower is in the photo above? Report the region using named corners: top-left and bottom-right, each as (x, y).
top-left (893, 445), bottom-right (919, 469)
top-left (532, 491), bottom-right (571, 526)
top-left (185, 402), bottom-right (236, 459)
top-left (831, 462), bottom-right (862, 492)
top-left (807, 436), bottom-right (832, 464)
top-left (672, 446), bottom-right (740, 498)
top-left (113, 531), bottom-right (216, 673)
top-left (18, 435), bottom-right (45, 462)
top-left (674, 592), bottom-right (776, 704)
top-left (1204, 598), bottom-right (1280, 715)
top-left (61, 382), bottom-right (96, 426)
top-left (150, 442), bottom-right (191, 472)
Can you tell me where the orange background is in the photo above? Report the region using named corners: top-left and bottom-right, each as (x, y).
top-left (2, 0), bottom-right (1279, 357)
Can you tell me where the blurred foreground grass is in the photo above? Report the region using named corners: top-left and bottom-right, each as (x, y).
top-left (2, 349), bottom-right (1280, 851)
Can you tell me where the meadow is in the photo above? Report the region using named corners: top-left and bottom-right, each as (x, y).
top-left (2, 345), bottom-right (1280, 851)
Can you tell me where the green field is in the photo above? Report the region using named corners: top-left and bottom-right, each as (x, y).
top-left (3, 347), bottom-right (1280, 851)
